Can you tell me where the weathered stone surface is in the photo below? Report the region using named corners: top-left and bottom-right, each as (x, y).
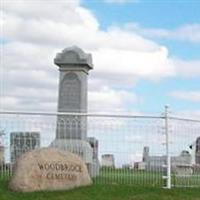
top-left (10, 132), bottom-right (40, 163)
top-left (59, 72), bottom-right (81, 111)
top-left (0, 146), bottom-right (4, 164)
top-left (50, 139), bottom-right (93, 164)
top-left (54, 46), bottom-right (93, 70)
top-left (54, 46), bottom-right (99, 177)
top-left (9, 148), bottom-right (92, 192)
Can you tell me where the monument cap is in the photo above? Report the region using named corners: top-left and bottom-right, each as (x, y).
top-left (54, 46), bottom-right (93, 71)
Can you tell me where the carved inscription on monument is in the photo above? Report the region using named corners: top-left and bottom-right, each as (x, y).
top-left (38, 162), bottom-right (82, 181)
top-left (59, 73), bottom-right (81, 111)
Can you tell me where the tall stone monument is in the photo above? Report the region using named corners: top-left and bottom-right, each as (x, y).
top-left (51, 46), bottom-right (99, 177)
top-left (54, 46), bottom-right (93, 140)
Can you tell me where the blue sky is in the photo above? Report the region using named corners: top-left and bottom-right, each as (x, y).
top-left (82, 0), bottom-right (200, 30)
top-left (80, 0), bottom-right (200, 62)
top-left (81, 0), bottom-right (200, 115)
top-left (1, 0), bottom-right (200, 118)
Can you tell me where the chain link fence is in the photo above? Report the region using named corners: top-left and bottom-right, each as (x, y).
top-left (0, 110), bottom-right (200, 188)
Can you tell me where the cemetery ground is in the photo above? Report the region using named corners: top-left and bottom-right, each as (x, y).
top-left (1, 168), bottom-right (200, 200)
top-left (1, 179), bottom-right (200, 200)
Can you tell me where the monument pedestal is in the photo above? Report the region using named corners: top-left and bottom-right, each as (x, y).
top-left (50, 139), bottom-right (99, 177)
top-left (87, 160), bottom-right (100, 177)
top-left (50, 139), bottom-right (93, 164)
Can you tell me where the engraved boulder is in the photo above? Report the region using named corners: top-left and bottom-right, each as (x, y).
top-left (9, 148), bottom-right (92, 192)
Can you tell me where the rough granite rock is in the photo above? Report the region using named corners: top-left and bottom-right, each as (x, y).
top-left (9, 148), bottom-right (92, 192)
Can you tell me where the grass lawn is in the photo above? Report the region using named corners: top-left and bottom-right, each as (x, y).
top-left (94, 168), bottom-right (163, 187)
top-left (1, 179), bottom-right (200, 200)
top-left (1, 169), bottom-right (200, 200)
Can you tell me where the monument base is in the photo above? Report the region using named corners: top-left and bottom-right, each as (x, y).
top-left (87, 160), bottom-right (100, 177)
top-left (50, 139), bottom-right (99, 177)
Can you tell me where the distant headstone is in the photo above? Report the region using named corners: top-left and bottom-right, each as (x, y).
top-left (195, 137), bottom-right (200, 164)
top-left (10, 132), bottom-right (40, 163)
top-left (142, 146), bottom-right (149, 162)
top-left (0, 145), bottom-right (4, 164)
top-left (9, 148), bottom-right (92, 192)
top-left (174, 164), bottom-right (193, 176)
top-left (101, 154), bottom-right (115, 168)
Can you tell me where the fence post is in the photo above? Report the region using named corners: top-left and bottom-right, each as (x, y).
top-left (165, 105), bottom-right (171, 189)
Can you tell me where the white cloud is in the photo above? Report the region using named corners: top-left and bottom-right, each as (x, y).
top-left (125, 135), bottom-right (143, 143)
top-left (104, 0), bottom-right (139, 4)
top-left (173, 59), bottom-right (200, 78)
top-left (172, 110), bottom-right (200, 119)
top-left (0, 0), bottom-right (199, 114)
top-left (92, 46), bottom-right (175, 81)
top-left (170, 91), bottom-right (200, 103)
top-left (1, 0), bottom-right (80, 24)
top-left (88, 86), bottom-right (138, 112)
top-left (125, 134), bottom-right (165, 145)
top-left (168, 92), bottom-right (200, 120)
top-left (126, 23), bottom-right (200, 43)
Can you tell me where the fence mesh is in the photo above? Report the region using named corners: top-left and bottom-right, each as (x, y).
top-left (0, 112), bottom-right (200, 188)
top-left (169, 116), bottom-right (200, 188)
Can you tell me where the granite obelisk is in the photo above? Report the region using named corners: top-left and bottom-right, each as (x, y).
top-left (51, 46), bottom-right (99, 177)
top-left (54, 46), bottom-right (93, 140)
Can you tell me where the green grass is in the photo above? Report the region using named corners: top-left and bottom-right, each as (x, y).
top-left (1, 169), bottom-right (200, 200)
top-left (1, 179), bottom-right (200, 200)
top-left (94, 168), bottom-right (163, 187)
top-left (172, 174), bottom-right (200, 187)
